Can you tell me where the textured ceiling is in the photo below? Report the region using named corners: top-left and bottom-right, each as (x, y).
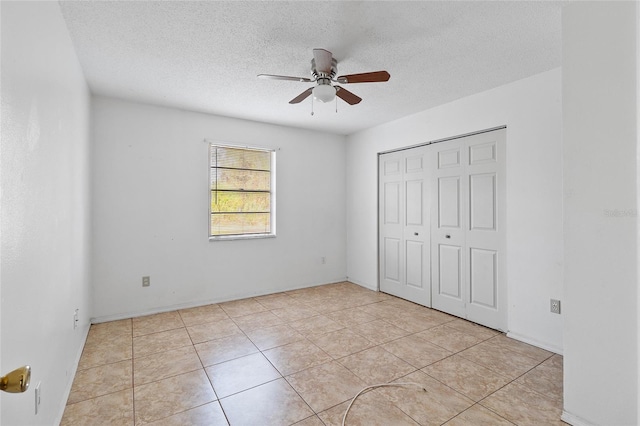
top-left (59, 1), bottom-right (563, 135)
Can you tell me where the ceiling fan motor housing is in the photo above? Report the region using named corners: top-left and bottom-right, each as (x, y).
top-left (311, 58), bottom-right (337, 82)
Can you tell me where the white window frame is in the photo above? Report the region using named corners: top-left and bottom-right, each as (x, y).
top-left (208, 143), bottom-right (276, 241)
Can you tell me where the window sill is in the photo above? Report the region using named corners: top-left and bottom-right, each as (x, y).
top-left (209, 234), bottom-right (276, 242)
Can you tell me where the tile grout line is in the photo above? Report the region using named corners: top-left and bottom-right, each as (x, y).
top-left (129, 319), bottom-right (137, 426)
top-left (444, 402), bottom-right (517, 426)
top-left (470, 354), bottom-right (559, 425)
top-left (223, 318), bottom-right (315, 425)
top-left (65, 283), bottom-right (562, 425)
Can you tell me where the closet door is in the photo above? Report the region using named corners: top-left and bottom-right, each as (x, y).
top-left (430, 139), bottom-right (467, 318)
top-left (465, 130), bottom-right (506, 329)
top-left (379, 146), bottom-right (431, 307)
top-left (431, 129), bottom-right (506, 331)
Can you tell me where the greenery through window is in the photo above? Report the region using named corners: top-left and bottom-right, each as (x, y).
top-left (209, 144), bottom-right (275, 239)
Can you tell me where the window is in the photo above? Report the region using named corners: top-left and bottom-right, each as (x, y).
top-left (209, 144), bottom-right (275, 239)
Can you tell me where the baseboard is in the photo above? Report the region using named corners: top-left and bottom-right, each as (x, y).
top-left (54, 324), bottom-right (90, 425)
top-left (561, 410), bottom-right (598, 426)
top-left (345, 276), bottom-right (378, 292)
top-left (91, 277), bottom-right (349, 324)
top-left (506, 330), bottom-right (563, 355)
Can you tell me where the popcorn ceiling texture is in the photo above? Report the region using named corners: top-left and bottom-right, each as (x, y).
top-left (59, 1), bottom-right (563, 135)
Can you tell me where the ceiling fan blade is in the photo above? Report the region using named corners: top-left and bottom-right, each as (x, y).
top-left (336, 71), bottom-right (390, 84)
top-left (258, 74), bottom-right (313, 83)
top-left (289, 88), bottom-right (313, 104)
top-left (335, 86), bottom-right (362, 105)
top-left (313, 48), bottom-right (333, 74)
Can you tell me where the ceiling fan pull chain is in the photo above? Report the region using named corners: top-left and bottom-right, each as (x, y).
top-left (311, 95), bottom-right (314, 116)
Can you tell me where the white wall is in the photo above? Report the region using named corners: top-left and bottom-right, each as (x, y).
top-left (91, 97), bottom-right (347, 320)
top-left (346, 68), bottom-right (564, 353)
top-left (1, 2), bottom-right (92, 425)
top-left (562, 2), bottom-right (638, 425)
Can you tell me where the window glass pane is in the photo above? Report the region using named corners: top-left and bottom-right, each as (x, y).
top-left (211, 192), bottom-right (270, 213)
top-left (211, 168), bottom-right (270, 191)
top-left (211, 213), bottom-right (271, 236)
top-left (211, 147), bottom-right (271, 171)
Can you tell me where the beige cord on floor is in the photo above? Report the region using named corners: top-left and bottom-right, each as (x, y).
top-left (342, 382), bottom-right (427, 426)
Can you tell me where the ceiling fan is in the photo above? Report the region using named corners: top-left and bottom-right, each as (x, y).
top-left (258, 48), bottom-right (390, 106)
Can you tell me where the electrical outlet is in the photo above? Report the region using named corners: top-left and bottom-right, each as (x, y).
top-left (550, 299), bottom-right (561, 314)
top-left (142, 276), bottom-right (150, 287)
top-left (35, 382), bottom-right (41, 415)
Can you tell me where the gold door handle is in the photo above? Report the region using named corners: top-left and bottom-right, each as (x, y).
top-left (1, 366), bottom-right (31, 393)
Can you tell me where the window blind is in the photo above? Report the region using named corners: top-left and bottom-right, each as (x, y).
top-left (210, 145), bottom-right (274, 237)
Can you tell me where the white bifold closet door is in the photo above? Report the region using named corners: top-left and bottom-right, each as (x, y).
top-left (379, 128), bottom-right (506, 331)
top-left (431, 129), bottom-right (506, 331)
top-left (379, 145), bottom-right (431, 307)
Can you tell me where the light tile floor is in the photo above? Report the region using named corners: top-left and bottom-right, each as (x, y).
top-left (61, 282), bottom-right (565, 425)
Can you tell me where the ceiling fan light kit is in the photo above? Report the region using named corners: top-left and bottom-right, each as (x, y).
top-left (258, 48), bottom-right (390, 113)
top-left (312, 84), bottom-right (336, 103)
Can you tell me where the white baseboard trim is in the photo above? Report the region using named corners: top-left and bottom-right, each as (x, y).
top-left (91, 277), bottom-right (349, 324)
top-left (506, 330), bottom-right (563, 355)
top-left (345, 277), bottom-right (378, 292)
top-left (561, 410), bottom-right (598, 426)
top-left (54, 324), bottom-right (90, 425)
